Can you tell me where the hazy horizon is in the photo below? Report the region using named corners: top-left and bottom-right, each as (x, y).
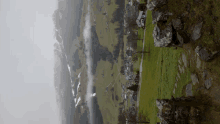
top-left (0, 0), bottom-right (59, 123)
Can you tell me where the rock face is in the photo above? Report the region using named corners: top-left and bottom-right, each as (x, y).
top-left (172, 18), bottom-right (183, 31)
top-left (151, 14), bottom-right (189, 47)
top-left (152, 9), bottom-right (173, 24)
top-left (153, 22), bottom-right (173, 47)
top-left (149, 0), bottom-right (193, 48)
top-left (192, 22), bottom-right (203, 41)
top-left (177, 31), bottom-right (189, 46)
top-left (186, 84), bottom-right (193, 96)
top-left (147, 0), bottom-right (167, 11)
top-left (194, 45), bottom-right (220, 61)
top-left (182, 53), bottom-right (188, 67)
top-left (191, 73), bottom-right (199, 85)
top-left (156, 96), bottom-right (201, 124)
top-left (204, 78), bottom-right (212, 89)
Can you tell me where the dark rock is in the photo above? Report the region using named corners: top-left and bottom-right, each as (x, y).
top-left (153, 22), bottom-right (173, 47)
top-left (127, 84), bottom-right (138, 91)
top-left (111, 87), bottom-right (114, 92)
top-left (126, 49), bottom-right (133, 57)
top-left (195, 46), bottom-right (213, 61)
top-left (172, 18), bottom-right (183, 31)
top-left (147, 0), bottom-right (167, 11)
top-left (192, 22), bottom-right (203, 41)
top-left (191, 73), bottom-right (199, 85)
top-left (156, 96), bottom-right (202, 124)
top-left (177, 32), bottom-right (184, 45)
top-left (138, 3), bottom-right (147, 11)
top-left (152, 7), bottom-right (173, 24)
top-left (186, 84), bottom-right (193, 96)
top-left (204, 78), bottom-right (212, 89)
top-left (115, 95), bottom-right (119, 101)
top-left (177, 30), bottom-right (190, 44)
top-left (202, 69), bottom-right (208, 79)
top-left (132, 92), bottom-right (137, 101)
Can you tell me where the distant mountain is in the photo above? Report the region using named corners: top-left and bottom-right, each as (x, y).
top-left (53, 0), bottom-right (84, 123)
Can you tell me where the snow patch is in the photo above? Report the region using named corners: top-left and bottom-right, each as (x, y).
top-left (75, 97), bottom-right (81, 108)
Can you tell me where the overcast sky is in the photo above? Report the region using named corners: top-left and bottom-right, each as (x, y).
top-left (0, 0), bottom-right (60, 124)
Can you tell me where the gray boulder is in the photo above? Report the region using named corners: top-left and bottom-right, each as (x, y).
top-left (195, 45), bottom-right (215, 61)
top-left (186, 84), bottom-right (193, 96)
top-left (182, 53), bottom-right (188, 67)
top-left (192, 22), bottom-right (203, 41)
top-left (153, 22), bottom-right (173, 47)
top-left (156, 99), bottom-right (165, 110)
top-left (191, 73), bottom-right (199, 85)
top-left (204, 78), bottom-right (212, 89)
top-left (147, 0), bottom-right (167, 11)
top-left (172, 18), bottom-right (183, 30)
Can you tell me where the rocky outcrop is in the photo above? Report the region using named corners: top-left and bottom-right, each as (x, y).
top-left (191, 73), bottom-right (199, 85)
top-left (147, 0), bottom-right (167, 11)
top-left (186, 84), bottom-right (193, 96)
top-left (150, 1), bottom-right (191, 47)
top-left (152, 8), bottom-right (173, 24)
top-left (156, 96), bottom-right (201, 124)
top-left (195, 45), bottom-right (220, 61)
top-left (172, 18), bottom-right (183, 31)
top-left (153, 22), bottom-right (173, 47)
top-left (192, 22), bottom-right (203, 41)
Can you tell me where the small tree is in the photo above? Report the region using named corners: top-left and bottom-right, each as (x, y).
top-left (127, 84), bottom-right (138, 92)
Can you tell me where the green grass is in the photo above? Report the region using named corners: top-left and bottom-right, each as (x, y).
top-left (138, 10), bottom-right (192, 124)
top-left (133, 28), bottom-right (145, 71)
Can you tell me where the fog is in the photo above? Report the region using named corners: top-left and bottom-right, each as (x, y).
top-left (0, 0), bottom-right (59, 124)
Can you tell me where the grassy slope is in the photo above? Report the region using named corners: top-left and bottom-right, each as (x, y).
top-left (138, 10), bottom-right (192, 124)
top-left (92, 1), bottom-right (129, 124)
